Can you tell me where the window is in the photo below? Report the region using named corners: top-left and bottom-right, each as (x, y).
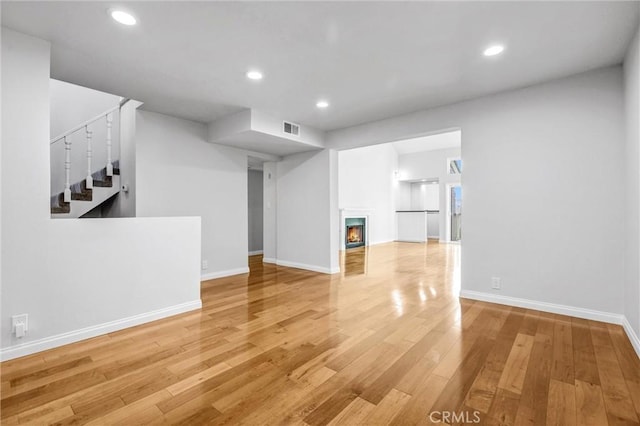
top-left (448, 157), bottom-right (462, 174)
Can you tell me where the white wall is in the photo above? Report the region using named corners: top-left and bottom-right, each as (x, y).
top-left (328, 66), bottom-right (626, 317)
top-left (50, 80), bottom-right (121, 195)
top-left (399, 147), bottom-right (461, 181)
top-left (276, 149), bottom-right (339, 273)
top-left (1, 28), bottom-right (201, 360)
top-left (410, 182), bottom-right (439, 211)
top-left (624, 27), bottom-right (640, 340)
top-left (1, 30), bottom-right (51, 354)
top-left (248, 169), bottom-right (264, 253)
top-left (338, 144), bottom-right (398, 246)
top-left (395, 181), bottom-right (411, 211)
top-left (263, 162), bottom-right (277, 262)
top-left (50, 79), bottom-right (120, 137)
top-left (136, 110), bottom-right (249, 279)
top-left (399, 147), bottom-right (461, 240)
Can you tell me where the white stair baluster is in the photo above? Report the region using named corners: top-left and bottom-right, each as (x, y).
top-left (105, 113), bottom-right (113, 176)
top-left (63, 136), bottom-right (72, 202)
top-left (85, 126), bottom-right (93, 189)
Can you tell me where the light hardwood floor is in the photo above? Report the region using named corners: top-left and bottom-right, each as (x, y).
top-left (2, 241), bottom-right (639, 425)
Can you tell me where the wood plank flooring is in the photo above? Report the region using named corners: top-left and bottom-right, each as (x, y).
top-left (2, 241), bottom-right (639, 425)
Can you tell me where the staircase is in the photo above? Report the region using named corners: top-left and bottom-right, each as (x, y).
top-left (50, 104), bottom-right (123, 218)
top-left (50, 160), bottom-right (121, 217)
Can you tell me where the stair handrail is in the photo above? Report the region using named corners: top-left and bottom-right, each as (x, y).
top-left (50, 105), bottom-right (120, 145)
top-left (51, 100), bottom-right (129, 202)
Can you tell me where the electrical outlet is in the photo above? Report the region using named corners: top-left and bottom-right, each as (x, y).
top-left (491, 277), bottom-right (501, 290)
top-left (11, 314), bottom-right (28, 337)
top-left (201, 260), bottom-right (208, 270)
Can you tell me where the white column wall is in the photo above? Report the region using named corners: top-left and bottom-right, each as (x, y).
top-left (275, 149), bottom-right (339, 273)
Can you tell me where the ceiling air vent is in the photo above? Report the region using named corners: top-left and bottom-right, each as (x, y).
top-left (283, 121), bottom-right (300, 136)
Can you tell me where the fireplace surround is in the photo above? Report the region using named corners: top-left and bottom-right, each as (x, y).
top-left (340, 209), bottom-right (372, 250)
top-left (345, 217), bottom-right (366, 249)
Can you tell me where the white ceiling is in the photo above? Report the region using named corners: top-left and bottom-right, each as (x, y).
top-left (2, 2), bottom-right (638, 131)
top-left (392, 130), bottom-right (461, 155)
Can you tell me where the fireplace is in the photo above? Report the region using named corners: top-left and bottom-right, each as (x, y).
top-left (345, 217), bottom-right (366, 249)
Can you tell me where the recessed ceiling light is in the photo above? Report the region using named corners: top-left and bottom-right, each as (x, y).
top-left (246, 70), bottom-right (263, 80)
top-left (316, 100), bottom-right (329, 108)
top-left (483, 45), bottom-right (504, 57)
top-left (110, 10), bottom-right (137, 26)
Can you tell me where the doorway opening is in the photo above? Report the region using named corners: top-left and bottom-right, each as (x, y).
top-left (336, 128), bottom-right (462, 298)
top-left (445, 183), bottom-right (462, 242)
top-left (248, 157), bottom-right (264, 257)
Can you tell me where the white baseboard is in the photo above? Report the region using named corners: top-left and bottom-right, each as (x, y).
top-left (459, 290), bottom-right (624, 324)
top-left (0, 300), bottom-right (202, 362)
top-left (622, 316), bottom-right (640, 358)
top-left (248, 250), bottom-right (264, 256)
top-left (275, 259), bottom-right (340, 274)
top-left (201, 267), bottom-right (250, 281)
top-left (460, 290), bottom-right (640, 359)
top-left (261, 257), bottom-right (338, 274)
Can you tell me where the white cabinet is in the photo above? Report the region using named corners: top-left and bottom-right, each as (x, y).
top-left (396, 211), bottom-right (427, 242)
top-left (427, 212), bottom-right (439, 238)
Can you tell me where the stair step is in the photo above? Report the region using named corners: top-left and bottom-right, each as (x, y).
top-left (71, 179), bottom-right (93, 201)
top-left (71, 192), bottom-right (92, 201)
top-left (50, 161), bottom-right (119, 216)
top-left (93, 178), bottom-right (112, 188)
top-left (50, 193), bottom-right (70, 214)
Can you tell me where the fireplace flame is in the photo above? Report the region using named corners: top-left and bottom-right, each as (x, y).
top-left (347, 226), bottom-right (363, 243)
